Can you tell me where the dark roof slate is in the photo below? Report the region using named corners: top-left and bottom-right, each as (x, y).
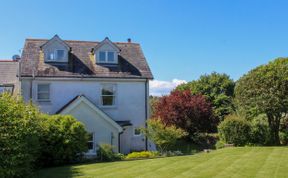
top-left (20, 38), bottom-right (153, 79)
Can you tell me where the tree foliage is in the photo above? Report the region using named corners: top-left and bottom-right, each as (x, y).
top-left (0, 93), bottom-right (41, 178)
top-left (0, 93), bottom-right (88, 177)
top-left (37, 114), bottom-right (88, 167)
top-left (176, 72), bottom-right (235, 120)
top-left (235, 58), bottom-right (288, 145)
top-left (141, 119), bottom-right (187, 153)
top-left (153, 90), bottom-right (215, 137)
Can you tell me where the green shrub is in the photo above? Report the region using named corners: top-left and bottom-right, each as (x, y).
top-left (162, 150), bottom-right (183, 157)
top-left (0, 93), bottom-right (41, 178)
top-left (125, 151), bottom-right (159, 159)
top-left (97, 144), bottom-right (123, 162)
top-left (250, 117), bottom-right (271, 145)
top-left (280, 131), bottom-right (288, 145)
top-left (215, 140), bottom-right (225, 149)
top-left (37, 114), bottom-right (88, 167)
top-left (191, 133), bottom-right (218, 148)
top-left (218, 115), bottom-right (251, 146)
top-left (141, 119), bottom-right (187, 153)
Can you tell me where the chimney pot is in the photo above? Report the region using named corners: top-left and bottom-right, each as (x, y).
top-left (127, 38), bottom-right (131, 43)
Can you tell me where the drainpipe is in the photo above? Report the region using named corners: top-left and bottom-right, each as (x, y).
top-left (118, 131), bottom-right (123, 153)
top-left (145, 79), bottom-right (149, 150)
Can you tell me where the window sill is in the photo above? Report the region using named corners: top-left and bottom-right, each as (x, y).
top-left (99, 105), bottom-right (117, 109)
top-left (37, 100), bottom-right (51, 103)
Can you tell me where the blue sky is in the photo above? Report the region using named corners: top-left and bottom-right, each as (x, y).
top-left (1, 0), bottom-right (288, 95)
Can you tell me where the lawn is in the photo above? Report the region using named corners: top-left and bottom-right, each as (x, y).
top-left (36, 147), bottom-right (288, 178)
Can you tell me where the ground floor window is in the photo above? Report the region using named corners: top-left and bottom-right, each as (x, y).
top-left (0, 84), bottom-right (14, 94)
top-left (134, 128), bottom-right (142, 136)
top-left (87, 133), bottom-right (95, 153)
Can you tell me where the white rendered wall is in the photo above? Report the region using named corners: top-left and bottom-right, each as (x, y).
top-left (21, 78), bottom-right (147, 152)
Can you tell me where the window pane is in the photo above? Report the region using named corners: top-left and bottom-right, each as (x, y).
top-left (87, 142), bottom-right (94, 150)
top-left (38, 84), bottom-right (49, 92)
top-left (0, 86), bottom-right (13, 94)
top-left (88, 133), bottom-right (93, 141)
top-left (49, 53), bottom-right (54, 60)
top-left (102, 96), bottom-right (114, 106)
top-left (56, 50), bottom-right (65, 59)
top-left (107, 52), bottom-right (114, 62)
top-left (134, 128), bottom-right (141, 135)
top-left (37, 93), bottom-right (49, 100)
top-left (99, 51), bottom-right (106, 61)
top-left (102, 85), bottom-right (114, 95)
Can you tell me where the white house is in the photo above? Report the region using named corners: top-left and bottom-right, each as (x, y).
top-left (3, 35), bottom-right (154, 155)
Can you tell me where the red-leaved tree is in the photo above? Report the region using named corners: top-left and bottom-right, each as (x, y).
top-left (153, 90), bottom-right (216, 137)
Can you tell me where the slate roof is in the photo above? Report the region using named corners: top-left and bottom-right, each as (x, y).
top-left (0, 60), bottom-right (19, 85)
top-left (20, 38), bottom-right (153, 79)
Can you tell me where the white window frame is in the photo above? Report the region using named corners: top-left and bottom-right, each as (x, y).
top-left (37, 84), bottom-right (50, 102)
top-left (97, 51), bottom-right (117, 64)
top-left (134, 127), bottom-right (142, 137)
top-left (100, 84), bottom-right (117, 107)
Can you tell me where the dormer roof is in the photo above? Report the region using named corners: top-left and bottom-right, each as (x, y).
top-left (40, 35), bottom-right (70, 50)
top-left (94, 37), bottom-right (120, 52)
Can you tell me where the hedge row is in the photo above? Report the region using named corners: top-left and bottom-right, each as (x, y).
top-left (0, 93), bottom-right (88, 178)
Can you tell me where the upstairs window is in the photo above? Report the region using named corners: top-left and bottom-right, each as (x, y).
top-left (97, 51), bottom-right (116, 63)
top-left (47, 49), bottom-right (65, 61)
top-left (101, 84), bottom-right (116, 106)
top-left (37, 84), bottom-right (50, 101)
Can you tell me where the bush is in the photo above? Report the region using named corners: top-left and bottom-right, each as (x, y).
top-left (218, 115), bottom-right (251, 146)
top-left (141, 119), bottom-right (187, 153)
top-left (280, 131), bottom-right (288, 145)
top-left (191, 133), bottom-right (218, 148)
top-left (125, 151), bottom-right (159, 159)
top-left (0, 94), bottom-right (89, 176)
top-left (97, 144), bottom-right (124, 162)
top-left (215, 141), bottom-right (225, 149)
top-left (37, 114), bottom-right (88, 167)
top-left (0, 93), bottom-right (41, 178)
top-left (162, 150), bottom-right (184, 157)
top-left (250, 116), bottom-right (271, 145)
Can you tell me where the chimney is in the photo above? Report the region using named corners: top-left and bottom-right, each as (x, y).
top-left (127, 38), bottom-right (131, 43)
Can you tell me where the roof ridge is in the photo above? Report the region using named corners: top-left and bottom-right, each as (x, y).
top-left (25, 38), bottom-right (139, 45)
top-left (0, 60), bottom-right (16, 62)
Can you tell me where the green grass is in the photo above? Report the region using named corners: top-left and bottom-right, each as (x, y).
top-left (36, 147), bottom-right (288, 178)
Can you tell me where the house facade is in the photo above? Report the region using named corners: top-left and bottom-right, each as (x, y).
top-left (6, 35), bottom-right (153, 155)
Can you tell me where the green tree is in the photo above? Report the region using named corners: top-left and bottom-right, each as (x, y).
top-left (235, 58), bottom-right (288, 145)
top-left (141, 119), bottom-right (187, 153)
top-left (0, 93), bottom-right (41, 178)
top-left (176, 72), bottom-right (235, 120)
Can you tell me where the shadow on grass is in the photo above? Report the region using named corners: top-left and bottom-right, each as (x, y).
top-left (34, 165), bottom-right (82, 178)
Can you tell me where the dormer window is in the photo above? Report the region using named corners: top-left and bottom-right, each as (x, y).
top-left (97, 51), bottom-right (116, 63)
top-left (95, 37), bottom-right (120, 64)
top-left (47, 49), bottom-right (65, 61)
top-left (42, 35), bottom-right (70, 63)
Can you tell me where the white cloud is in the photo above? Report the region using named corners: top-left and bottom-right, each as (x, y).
top-left (149, 79), bottom-right (187, 96)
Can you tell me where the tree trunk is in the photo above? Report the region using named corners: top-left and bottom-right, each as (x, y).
top-left (267, 114), bottom-right (281, 145)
